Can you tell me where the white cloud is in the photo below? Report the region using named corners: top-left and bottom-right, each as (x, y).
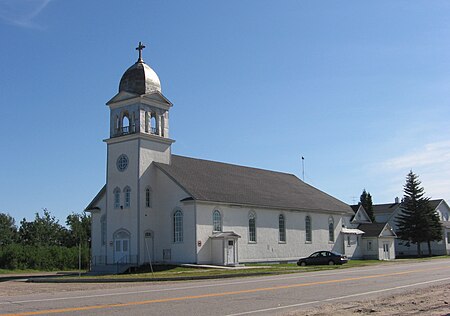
top-left (378, 140), bottom-right (450, 202)
top-left (0, 0), bottom-right (52, 29)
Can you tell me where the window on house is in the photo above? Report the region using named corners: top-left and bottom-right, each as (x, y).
top-left (249, 212), bottom-right (256, 242)
top-left (328, 217), bottom-right (334, 242)
top-left (305, 216), bottom-right (312, 242)
top-left (124, 186), bottom-right (131, 208)
top-left (367, 240), bottom-right (373, 251)
top-left (145, 187), bottom-right (152, 208)
top-left (173, 210), bottom-right (183, 243)
top-left (447, 232), bottom-right (450, 244)
top-left (279, 214), bottom-right (286, 242)
top-left (347, 235), bottom-right (351, 247)
top-left (213, 210), bottom-right (222, 232)
top-left (113, 188), bottom-right (121, 209)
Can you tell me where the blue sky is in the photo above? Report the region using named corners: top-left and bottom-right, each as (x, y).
top-left (1, 1), bottom-right (450, 223)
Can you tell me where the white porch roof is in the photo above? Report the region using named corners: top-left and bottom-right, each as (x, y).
top-left (210, 231), bottom-right (241, 239)
top-left (342, 227), bottom-right (365, 235)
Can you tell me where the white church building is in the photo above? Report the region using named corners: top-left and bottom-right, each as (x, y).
top-left (86, 44), bottom-right (382, 272)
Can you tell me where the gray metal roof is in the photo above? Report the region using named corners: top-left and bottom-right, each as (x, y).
top-left (358, 223), bottom-right (389, 237)
top-left (155, 155), bottom-right (353, 214)
top-left (372, 203), bottom-right (401, 215)
top-left (372, 199), bottom-right (445, 216)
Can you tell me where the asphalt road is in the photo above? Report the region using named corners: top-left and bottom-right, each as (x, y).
top-left (1, 259), bottom-right (450, 316)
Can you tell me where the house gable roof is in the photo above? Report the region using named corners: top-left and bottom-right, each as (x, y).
top-left (373, 199), bottom-right (448, 221)
top-left (350, 205), bottom-right (372, 224)
top-left (429, 199), bottom-right (444, 210)
top-left (155, 155), bottom-right (353, 214)
top-left (358, 222), bottom-right (396, 238)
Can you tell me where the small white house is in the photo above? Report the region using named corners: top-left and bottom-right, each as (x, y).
top-left (373, 199), bottom-right (450, 256)
top-left (348, 205), bottom-right (396, 260)
top-left (86, 44), bottom-right (365, 272)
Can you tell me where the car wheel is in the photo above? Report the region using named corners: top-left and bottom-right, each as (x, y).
top-left (328, 260), bottom-right (335, 265)
top-left (300, 261), bottom-right (306, 267)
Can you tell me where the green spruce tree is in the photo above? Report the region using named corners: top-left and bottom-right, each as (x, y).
top-left (396, 171), bottom-right (442, 256)
top-left (360, 189), bottom-right (375, 222)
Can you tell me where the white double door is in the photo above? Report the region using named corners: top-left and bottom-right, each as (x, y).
top-left (382, 242), bottom-right (390, 260)
top-left (115, 238), bottom-right (130, 263)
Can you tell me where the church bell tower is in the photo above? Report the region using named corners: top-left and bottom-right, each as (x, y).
top-left (104, 42), bottom-right (174, 265)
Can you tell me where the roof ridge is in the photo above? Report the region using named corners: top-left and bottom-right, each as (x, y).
top-left (170, 154), bottom-right (299, 178)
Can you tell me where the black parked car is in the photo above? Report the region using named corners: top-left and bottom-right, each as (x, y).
top-left (297, 251), bottom-right (348, 266)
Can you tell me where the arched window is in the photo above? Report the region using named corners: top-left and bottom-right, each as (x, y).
top-left (145, 187), bottom-right (152, 208)
top-left (122, 115), bottom-right (130, 134)
top-left (305, 216), bottom-right (312, 242)
top-left (279, 214), bottom-right (286, 242)
top-left (173, 210), bottom-right (183, 243)
top-left (124, 186), bottom-right (131, 208)
top-left (100, 215), bottom-right (106, 246)
top-left (328, 217), bottom-right (334, 242)
top-left (213, 210), bottom-right (222, 232)
top-left (150, 114), bottom-right (157, 134)
top-left (249, 212), bottom-right (256, 242)
top-left (113, 187), bottom-right (121, 209)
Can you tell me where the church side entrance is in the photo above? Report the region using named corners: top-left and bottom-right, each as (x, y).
top-left (226, 239), bottom-right (236, 265)
top-left (210, 232), bottom-right (241, 266)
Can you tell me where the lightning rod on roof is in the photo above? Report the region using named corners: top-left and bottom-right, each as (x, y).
top-left (301, 156), bottom-right (305, 182)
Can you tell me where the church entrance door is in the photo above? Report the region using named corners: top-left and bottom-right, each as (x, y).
top-left (114, 239), bottom-right (129, 263)
top-left (113, 230), bottom-right (130, 263)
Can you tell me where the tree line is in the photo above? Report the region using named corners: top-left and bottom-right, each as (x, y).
top-left (0, 209), bottom-right (91, 270)
top-left (359, 171), bottom-right (443, 257)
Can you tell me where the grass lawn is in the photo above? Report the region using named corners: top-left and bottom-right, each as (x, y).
top-left (6, 256), bottom-right (448, 280)
top-left (0, 269), bottom-right (87, 275)
top-left (81, 256), bottom-right (449, 279)
top-left (0, 268), bottom-right (54, 275)
top-left (66, 259), bottom-right (390, 280)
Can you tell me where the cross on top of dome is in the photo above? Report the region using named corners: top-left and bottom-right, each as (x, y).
top-left (136, 41), bottom-right (146, 62)
top-left (118, 42), bottom-right (161, 95)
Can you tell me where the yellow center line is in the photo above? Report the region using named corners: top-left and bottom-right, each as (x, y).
top-left (1, 266), bottom-right (444, 316)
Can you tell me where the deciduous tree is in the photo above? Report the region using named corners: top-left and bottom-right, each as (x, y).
top-left (0, 213), bottom-right (18, 247)
top-left (18, 209), bottom-right (67, 246)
